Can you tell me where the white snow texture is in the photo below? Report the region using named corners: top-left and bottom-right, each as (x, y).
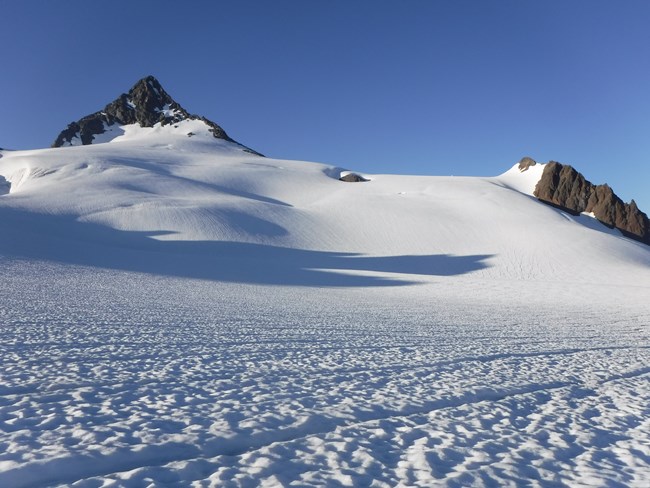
top-left (1, 123), bottom-right (649, 487)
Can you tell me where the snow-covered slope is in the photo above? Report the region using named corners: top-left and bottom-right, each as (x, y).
top-left (1, 132), bottom-right (648, 285)
top-left (1, 134), bottom-right (649, 487)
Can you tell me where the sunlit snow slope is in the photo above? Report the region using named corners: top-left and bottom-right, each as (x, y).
top-left (1, 128), bottom-right (649, 487)
top-left (1, 126), bottom-right (648, 286)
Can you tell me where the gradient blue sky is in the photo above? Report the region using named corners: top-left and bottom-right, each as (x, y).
top-left (2, 1), bottom-right (649, 211)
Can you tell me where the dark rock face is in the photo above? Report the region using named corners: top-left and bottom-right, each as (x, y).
top-left (339, 173), bottom-right (369, 182)
top-left (52, 76), bottom-right (262, 155)
top-left (534, 161), bottom-right (650, 245)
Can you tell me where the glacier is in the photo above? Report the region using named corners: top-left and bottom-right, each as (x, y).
top-left (0, 123), bottom-right (649, 486)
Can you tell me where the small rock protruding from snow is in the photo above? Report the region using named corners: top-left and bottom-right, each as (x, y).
top-left (339, 171), bottom-right (369, 182)
top-left (518, 156), bottom-right (537, 172)
top-left (496, 158), bottom-right (545, 196)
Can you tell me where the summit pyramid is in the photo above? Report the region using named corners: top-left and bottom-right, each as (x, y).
top-left (51, 76), bottom-right (261, 155)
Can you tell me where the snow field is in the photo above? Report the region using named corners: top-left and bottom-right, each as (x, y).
top-left (1, 131), bottom-right (649, 486)
top-left (0, 260), bottom-right (648, 487)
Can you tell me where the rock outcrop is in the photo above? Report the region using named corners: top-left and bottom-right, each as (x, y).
top-left (339, 172), bottom-right (369, 182)
top-left (534, 161), bottom-right (650, 245)
top-left (52, 76), bottom-right (262, 155)
top-left (518, 156), bottom-right (537, 171)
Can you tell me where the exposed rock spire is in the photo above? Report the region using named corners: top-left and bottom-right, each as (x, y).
top-left (52, 76), bottom-right (261, 155)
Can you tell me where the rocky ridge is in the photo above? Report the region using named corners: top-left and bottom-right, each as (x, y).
top-left (527, 158), bottom-right (649, 245)
top-left (52, 76), bottom-right (262, 155)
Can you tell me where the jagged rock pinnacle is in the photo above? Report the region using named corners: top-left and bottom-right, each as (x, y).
top-left (52, 76), bottom-right (262, 155)
top-left (534, 161), bottom-right (650, 245)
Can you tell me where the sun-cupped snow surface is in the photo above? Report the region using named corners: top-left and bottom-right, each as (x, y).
top-left (1, 137), bottom-right (649, 487)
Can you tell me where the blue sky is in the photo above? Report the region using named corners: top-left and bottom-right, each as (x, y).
top-left (2, 0), bottom-right (649, 211)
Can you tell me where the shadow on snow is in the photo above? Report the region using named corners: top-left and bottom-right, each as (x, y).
top-left (0, 207), bottom-right (493, 287)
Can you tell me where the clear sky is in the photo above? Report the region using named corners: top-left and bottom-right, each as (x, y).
top-left (2, 0), bottom-right (649, 211)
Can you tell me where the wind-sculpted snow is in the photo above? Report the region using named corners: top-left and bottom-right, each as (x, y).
top-left (0, 260), bottom-right (649, 487)
top-left (1, 137), bottom-right (650, 485)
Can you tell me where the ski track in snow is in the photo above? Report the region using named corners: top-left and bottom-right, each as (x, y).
top-left (1, 261), bottom-right (649, 487)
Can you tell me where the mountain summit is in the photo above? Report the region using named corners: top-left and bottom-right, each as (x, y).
top-left (52, 76), bottom-right (261, 155)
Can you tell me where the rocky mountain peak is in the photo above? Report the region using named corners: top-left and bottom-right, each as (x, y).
top-left (52, 76), bottom-right (261, 155)
top-left (103, 75), bottom-right (182, 128)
